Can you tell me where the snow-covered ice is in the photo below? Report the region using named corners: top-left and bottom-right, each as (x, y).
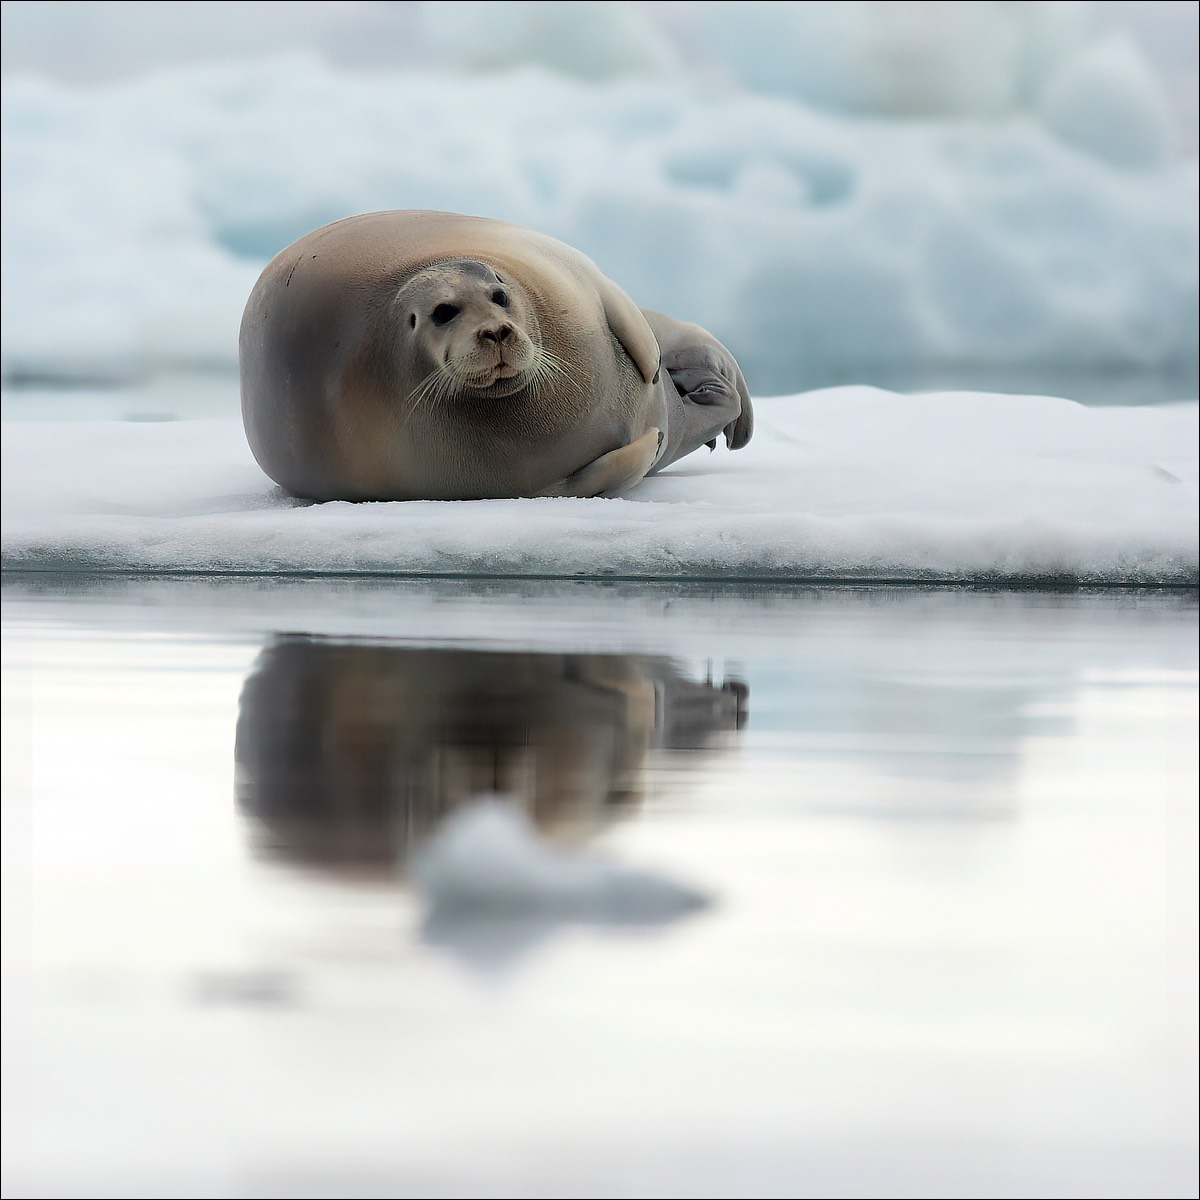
top-left (2, 386), bottom-right (1195, 584)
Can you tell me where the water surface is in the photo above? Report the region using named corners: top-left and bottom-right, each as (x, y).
top-left (2, 577), bottom-right (1196, 1198)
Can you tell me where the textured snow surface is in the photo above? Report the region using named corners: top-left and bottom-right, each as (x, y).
top-left (3, 388), bottom-right (1195, 584)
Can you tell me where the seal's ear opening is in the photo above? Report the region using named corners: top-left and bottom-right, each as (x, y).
top-left (537, 428), bottom-right (661, 499)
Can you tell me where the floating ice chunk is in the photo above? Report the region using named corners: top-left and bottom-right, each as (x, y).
top-left (1038, 32), bottom-right (1179, 168)
top-left (421, 1), bottom-right (681, 80)
top-left (409, 797), bottom-right (711, 923)
top-left (704, 0), bottom-right (1091, 116)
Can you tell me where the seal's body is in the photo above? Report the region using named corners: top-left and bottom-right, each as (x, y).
top-left (240, 210), bottom-right (752, 500)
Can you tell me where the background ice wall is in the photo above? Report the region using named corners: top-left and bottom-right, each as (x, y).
top-left (1, 1), bottom-right (1197, 394)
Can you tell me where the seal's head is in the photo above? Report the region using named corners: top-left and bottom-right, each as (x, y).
top-left (396, 259), bottom-right (557, 404)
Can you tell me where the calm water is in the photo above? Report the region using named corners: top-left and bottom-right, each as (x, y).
top-left (2, 575), bottom-right (1197, 1198)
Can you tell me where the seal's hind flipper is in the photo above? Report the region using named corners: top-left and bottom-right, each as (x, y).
top-left (723, 361), bottom-right (754, 449)
top-left (638, 310), bottom-right (753, 471)
top-left (538, 428), bottom-right (662, 498)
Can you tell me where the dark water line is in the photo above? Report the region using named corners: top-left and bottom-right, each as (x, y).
top-left (3, 565), bottom-right (1198, 590)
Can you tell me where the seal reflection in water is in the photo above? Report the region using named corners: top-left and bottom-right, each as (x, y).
top-left (239, 210), bottom-right (753, 500)
top-left (234, 638), bottom-right (746, 874)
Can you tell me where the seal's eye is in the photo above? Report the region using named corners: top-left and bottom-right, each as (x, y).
top-left (492, 290), bottom-right (509, 308)
top-left (430, 303), bottom-right (461, 327)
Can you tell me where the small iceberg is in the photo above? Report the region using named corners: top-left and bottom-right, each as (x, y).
top-left (409, 797), bottom-right (711, 968)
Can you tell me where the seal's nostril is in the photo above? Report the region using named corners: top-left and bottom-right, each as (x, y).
top-left (497, 323), bottom-right (512, 342)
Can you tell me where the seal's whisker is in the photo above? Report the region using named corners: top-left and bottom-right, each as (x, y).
top-left (531, 347), bottom-right (578, 397)
top-left (402, 365), bottom-right (456, 426)
top-left (399, 371), bottom-right (436, 426)
top-left (548, 347), bottom-right (582, 384)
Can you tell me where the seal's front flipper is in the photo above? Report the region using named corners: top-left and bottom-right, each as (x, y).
top-left (538, 428), bottom-right (662, 498)
top-left (598, 278), bottom-right (662, 385)
top-left (525, 229), bottom-right (661, 385)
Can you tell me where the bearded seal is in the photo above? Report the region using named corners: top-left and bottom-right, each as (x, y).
top-left (239, 210), bottom-right (752, 500)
